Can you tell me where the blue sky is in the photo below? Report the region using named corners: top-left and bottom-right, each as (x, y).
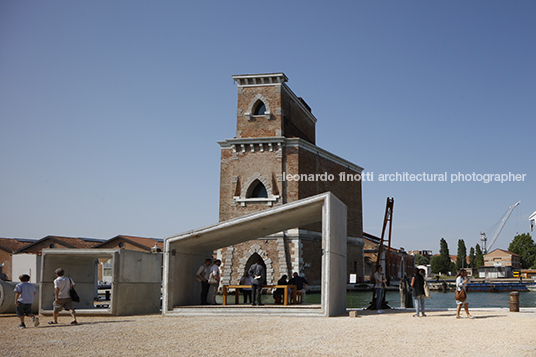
top-left (1, 1), bottom-right (534, 254)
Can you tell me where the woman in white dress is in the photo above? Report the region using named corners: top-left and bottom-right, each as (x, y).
top-left (455, 269), bottom-right (473, 319)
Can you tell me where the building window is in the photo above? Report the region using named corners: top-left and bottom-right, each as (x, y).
top-left (234, 173), bottom-right (280, 207)
top-left (103, 259), bottom-right (113, 283)
top-left (248, 180), bottom-right (268, 198)
top-left (253, 101), bottom-right (266, 115)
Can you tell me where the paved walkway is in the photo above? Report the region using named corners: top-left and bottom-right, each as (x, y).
top-left (3, 309), bottom-right (536, 356)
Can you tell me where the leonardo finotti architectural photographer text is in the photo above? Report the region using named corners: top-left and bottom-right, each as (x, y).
top-left (281, 172), bottom-right (526, 184)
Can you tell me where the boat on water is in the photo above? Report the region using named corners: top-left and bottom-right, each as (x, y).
top-left (467, 282), bottom-right (529, 292)
top-left (527, 285), bottom-right (536, 292)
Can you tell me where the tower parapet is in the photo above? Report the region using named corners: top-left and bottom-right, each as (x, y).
top-left (232, 72), bottom-right (316, 144)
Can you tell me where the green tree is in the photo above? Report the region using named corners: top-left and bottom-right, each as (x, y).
top-left (508, 233), bottom-right (536, 269)
top-left (430, 255), bottom-right (440, 274)
top-left (449, 260), bottom-right (456, 274)
top-left (455, 239), bottom-right (467, 271)
top-left (414, 254), bottom-right (430, 265)
top-left (431, 238), bottom-right (453, 275)
top-left (469, 247), bottom-right (475, 269)
top-left (475, 244), bottom-right (484, 267)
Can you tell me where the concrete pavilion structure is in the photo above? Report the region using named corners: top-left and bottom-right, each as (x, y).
top-left (163, 192), bottom-right (347, 317)
top-left (39, 249), bottom-right (162, 316)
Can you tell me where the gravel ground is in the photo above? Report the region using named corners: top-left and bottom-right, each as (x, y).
top-left (3, 309), bottom-right (536, 357)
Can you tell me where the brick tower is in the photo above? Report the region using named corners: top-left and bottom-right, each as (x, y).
top-left (217, 73), bottom-right (364, 289)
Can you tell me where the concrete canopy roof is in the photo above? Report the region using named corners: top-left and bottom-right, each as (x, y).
top-left (166, 196), bottom-right (323, 251)
top-left (163, 192), bottom-right (348, 317)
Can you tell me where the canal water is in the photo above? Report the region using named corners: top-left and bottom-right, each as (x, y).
top-left (304, 290), bottom-right (536, 309)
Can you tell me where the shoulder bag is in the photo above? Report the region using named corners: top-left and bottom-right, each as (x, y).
top-left (424, 281), bottom-right (431, 298)
top-left (455, 288), bottom-right (466, 301)
top-left (208, 272), bottom-right (218, 285)
top-left (69, 278), bottom-right (80, 302)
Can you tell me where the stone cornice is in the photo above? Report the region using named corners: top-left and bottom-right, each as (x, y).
top-left (285, 138), bottom-right (364, 173)
top-left (218, 137), bottom-right (286, 147)
top-left (218, 137), bottom-right (364, 173)
top-left (218, 137), bottom-right (285, 155)
top-left (232, 73), bottom-right (288, 86)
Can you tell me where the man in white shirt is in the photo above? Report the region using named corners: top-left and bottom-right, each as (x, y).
top-left (209, 260), bottom-right (222, 305)
top-left (196, 258), bottom-right (212, 305)
top-left (49, 268), bottom-right (78, 325)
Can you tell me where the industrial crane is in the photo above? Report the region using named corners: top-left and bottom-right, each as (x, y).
top-left (480, 200), bottom-right (521, 253)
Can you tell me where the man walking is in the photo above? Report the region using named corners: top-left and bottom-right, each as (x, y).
top-left (14, 274), bottom-right (39, 328)
top-left (49, 268), bottom-right (78, 325)
top-left (248, 259), bottom-right (265, 306)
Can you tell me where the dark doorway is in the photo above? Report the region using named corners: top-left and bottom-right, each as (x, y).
top-left (244, 252), bottom-right (266, 275)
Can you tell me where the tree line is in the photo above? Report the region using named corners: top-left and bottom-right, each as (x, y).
top-left (413, 233), bottom-right (536, 275)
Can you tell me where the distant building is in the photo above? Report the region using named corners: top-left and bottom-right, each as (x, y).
top-left (0, 238), bottom-right (30, 281)
top-left (416, 264), bottom-right (432, 278)
top-left (93, 235), bottom-right (163, 252)
top-left (363, 233), bottom-right (414, 281)
top-left (477, 249), bottom-right (521, 279)
top-left (484, 249), bottom-right (521, 269)
top-left (449, 255), bottom-right (471, 267)
top-left (16, 235), bottom-right (101, 254)
top-left (519, 269), bottom-right (536, 279)
top-left (13, 235), bottom-right (103, 283)
top-left (409, 250), bottom-right (433, 261)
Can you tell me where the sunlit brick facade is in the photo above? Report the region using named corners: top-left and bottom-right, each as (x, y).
top-left (217, 73), bottom-right (364, 288)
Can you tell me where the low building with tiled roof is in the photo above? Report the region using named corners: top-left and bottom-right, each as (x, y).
top-left (16, 235), bottom-right (103, 254)
top-left (12, 235), bottom-right (104, 283)
top-left (0, 238), bottom-right (32, 281)
top-left (484, 248), bottom-right (521, 269)
top-left (476, 248), bottom-right (521, 279)
top-left (93, 235), bottom-right (163, 252)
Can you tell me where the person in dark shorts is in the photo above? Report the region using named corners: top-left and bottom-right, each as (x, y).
top-left (49, 268), bottom-right (78, 325)
top-left (14, 274), bottom-right (39, 328)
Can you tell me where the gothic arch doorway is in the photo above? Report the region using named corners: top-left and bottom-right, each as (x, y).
top-left (245, 252), bottom-right (266, 275)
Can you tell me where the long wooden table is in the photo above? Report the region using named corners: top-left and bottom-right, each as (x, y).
top-left (222, 285), bottom-right (297, 306)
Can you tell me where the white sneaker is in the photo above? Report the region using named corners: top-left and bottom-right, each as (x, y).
top-left (377, 310), bottom-right (384, 314)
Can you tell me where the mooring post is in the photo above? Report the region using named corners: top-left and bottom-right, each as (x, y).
top-left (509, 291), bottom-right (519, 312)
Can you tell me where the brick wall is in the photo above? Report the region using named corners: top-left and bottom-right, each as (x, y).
top-left (0, 250), bottom-right (13, 281)
top-left (218, 73), bottom-right (365, 286)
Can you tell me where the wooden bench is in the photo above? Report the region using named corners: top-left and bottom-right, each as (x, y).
top-left (222, 285), bottom-right (297, 306)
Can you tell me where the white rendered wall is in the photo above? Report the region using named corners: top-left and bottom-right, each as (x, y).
top-left (12, 254), bottom-right (41, 283)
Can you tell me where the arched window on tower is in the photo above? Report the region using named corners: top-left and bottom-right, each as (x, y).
top-left (248, 180), bottom-right (268, 198)
top-left (253, 101), bottom-right (266, 115)
top-left (235, 174), bottom-right (280, 207)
